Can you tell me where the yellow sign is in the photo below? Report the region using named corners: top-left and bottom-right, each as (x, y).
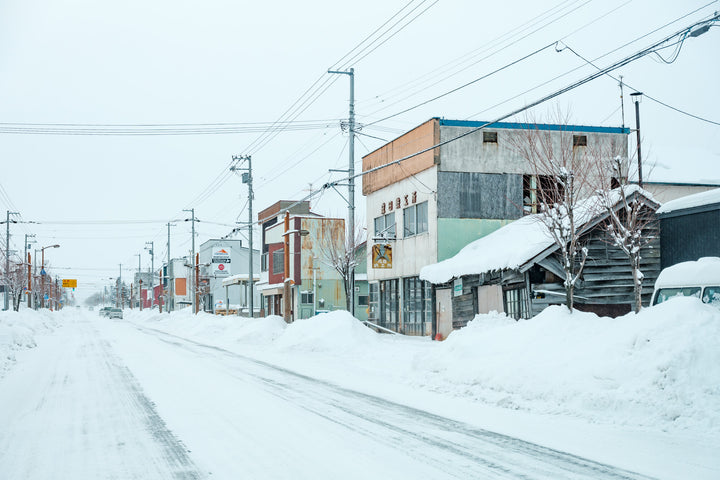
top-left (62, 279), bottom-right (78, 288)
top-left (372, 244), bottom-right (392, 269)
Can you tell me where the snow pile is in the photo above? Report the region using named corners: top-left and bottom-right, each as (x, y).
top-left (126, 299), bottom-right (719, 434)
top-left (128, 308), bottom-right (288, 346)
top-left (274, 310), bottom-right (377, 353)
top-left (418, 299), bottom-right (720, 432)
top-left (0, 309), bottom-right (61, 378)
top-left (654, 256), bottom-right (720, 288)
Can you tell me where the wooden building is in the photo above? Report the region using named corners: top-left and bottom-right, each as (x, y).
top-left (421, 188), bottom-right (660, 337)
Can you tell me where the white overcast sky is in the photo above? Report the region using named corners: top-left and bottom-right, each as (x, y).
top-left (0, 0), bottom-right (718, 297)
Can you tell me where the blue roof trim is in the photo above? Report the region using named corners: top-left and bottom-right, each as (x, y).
top-left (438, 118), bottom-right (629, 134)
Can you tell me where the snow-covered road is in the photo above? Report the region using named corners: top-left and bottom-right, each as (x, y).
top-left (0, 311), bottom-right (656, 479)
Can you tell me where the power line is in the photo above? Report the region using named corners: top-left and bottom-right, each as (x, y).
top-left (359, 0), bottom-right (591, 112)
top-left (466, 1), bottom-right (719, 120)
top-left (562, 38), bottom-right (720, 126)
top-left (255, 10), bottom-right (719, 231)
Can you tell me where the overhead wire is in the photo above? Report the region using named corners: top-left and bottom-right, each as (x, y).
top-left (251, 8), bottom-right (720, 231)
top-left (360, 0), bottom-right (591, 116)
top-left (466, 1), bottom-right (719, 120)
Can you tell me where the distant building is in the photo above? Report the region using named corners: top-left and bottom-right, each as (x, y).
top-left (634, 181), bottom-right (720, 204)
top-left (256, 200), bottom-right (352, 321)
top-left (363, 117), bottom-right (629, 335)
top-left (656, 188), bottom-right (720, 269)
top-left (198, 239), bottom-right (260, 314)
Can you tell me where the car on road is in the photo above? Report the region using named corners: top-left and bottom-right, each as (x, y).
top-left (99, 307), bottom-right (112, 317)
top-left (107, 308), bottom-right (123, 319)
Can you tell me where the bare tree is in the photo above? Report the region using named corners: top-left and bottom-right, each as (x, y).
top-left (510, 111), bottom-right (615, 311)
top-left (596, 156), bottom-right (659, 312)
top-left (319, 222), bottom-right (366, 312)
top-left (1, 258), bottom-right (29, 311)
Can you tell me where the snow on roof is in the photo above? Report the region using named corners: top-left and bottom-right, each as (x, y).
top-left (655, 257), bottom-right (720, 288)
top-left (420, 216), bottom-right (553, 284)
top-left (656, 188), bottom-right (720, 215)
top-left (221, 273), bottom-right (261, 286)
top-left (420, 185), bottom-right (655, 284)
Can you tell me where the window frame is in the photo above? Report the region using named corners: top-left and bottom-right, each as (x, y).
top-left (374, 212), bottom-right (396, 239)
top-left (403, 201), bottom-right (428, 238)
top-left (271, 248), bottom-right (284, 275)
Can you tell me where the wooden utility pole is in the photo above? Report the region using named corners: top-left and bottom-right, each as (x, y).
top-left (195, 252), bottom-right (200, 314)
top-left (283, 211), bottom-right (291, 323)
top-left (27, 252), bottom-right (31, 308)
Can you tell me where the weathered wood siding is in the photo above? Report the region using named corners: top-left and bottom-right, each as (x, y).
top-left (573, 220), bottom-right (661, 307)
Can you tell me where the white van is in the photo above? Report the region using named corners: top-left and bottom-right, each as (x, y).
top-left (651, 257), bottom-right (720, 307)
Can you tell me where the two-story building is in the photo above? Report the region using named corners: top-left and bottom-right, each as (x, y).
top-left (363, 117), bottom-right (629, 335)
top-left (256, 200), bottom-right (352, 321)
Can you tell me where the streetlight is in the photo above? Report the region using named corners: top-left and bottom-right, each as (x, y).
top-left (40, 244), bottom-right (60, 308)
top-left (630, 91), bottom-right (643, 188)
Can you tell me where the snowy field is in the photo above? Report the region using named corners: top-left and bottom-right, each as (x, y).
top-left (1, 299), bottom-right (718, 479)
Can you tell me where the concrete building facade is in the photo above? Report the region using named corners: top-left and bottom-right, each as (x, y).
top-left (363, 117), bottom-right (629, 335)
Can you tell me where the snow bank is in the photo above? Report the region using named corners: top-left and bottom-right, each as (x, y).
top-left (274, 310), bottom-right (377, 353)
top-left (0, 309), bottom-right (61, 378)
top-left (417, 299), bottom-right (720, 433)
top-left (126, 299), bottom-right (719, 435)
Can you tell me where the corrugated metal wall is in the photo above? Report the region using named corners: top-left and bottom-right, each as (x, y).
top-left (660, 209), bottom-right (720, 269)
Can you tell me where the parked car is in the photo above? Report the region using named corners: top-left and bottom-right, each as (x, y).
top-left (108, 308), bottom-right (123, 319)
top-left (651, 257), bottom-right (720, 307)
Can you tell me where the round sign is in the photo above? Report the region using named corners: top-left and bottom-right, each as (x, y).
top-left (218, 264), bottom-right (225, 271)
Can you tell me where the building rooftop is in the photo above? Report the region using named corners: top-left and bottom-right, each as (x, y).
top-left (438, 118), bottom-right (630, 134)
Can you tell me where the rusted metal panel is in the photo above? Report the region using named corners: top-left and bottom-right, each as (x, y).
top-left (362, 118), bottom-right (439, 195)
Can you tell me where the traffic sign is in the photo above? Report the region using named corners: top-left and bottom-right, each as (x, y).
top-left (40, 268), bottom-right (47, 276)
top-left (62, 279), bottom-right (78, 288)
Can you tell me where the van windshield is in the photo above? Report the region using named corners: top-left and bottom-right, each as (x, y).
top-left (702, 286), bottom-right (720, 306)
top-left (654, 287), bottom-right (701, 305)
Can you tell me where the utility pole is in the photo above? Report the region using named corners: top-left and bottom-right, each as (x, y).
top-left (195, 252), bottom-right (200, 314)
top-left (27, 251), bottom-right (31, 308)
top-left (283, 211), bottom-right (291, 323)
top-left (117, 264), bottom-right (122, 308)
top-left (183, 209), bottom-right (196, 314)
top-left (166, 222), bottom-right (175, 313)
top-left (231, 155), bottom-right (254, 318)
top-left (630, 92), bottom-right (644, 188)
top-left (25, 233), bottom-right (35, 308)
top-left (145, 241), bottom-right (154, 310)
top-left (4, 210), bottom-right (19, 310)
top-left (136, 253), bottom-right (142, 311)
top-left (328, 67), bottom-right (356, 316)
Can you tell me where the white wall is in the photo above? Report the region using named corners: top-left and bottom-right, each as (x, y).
top-left (366, 166), bottom-right (438, 282)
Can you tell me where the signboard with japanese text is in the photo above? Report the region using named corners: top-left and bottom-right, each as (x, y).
top-left (371, 244), bottom-right (392, 269)
top-left (62, 279), bottom-right (77, 288)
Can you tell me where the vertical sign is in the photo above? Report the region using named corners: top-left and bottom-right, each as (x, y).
top-left (212, 246), bottom-right (231, 276)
